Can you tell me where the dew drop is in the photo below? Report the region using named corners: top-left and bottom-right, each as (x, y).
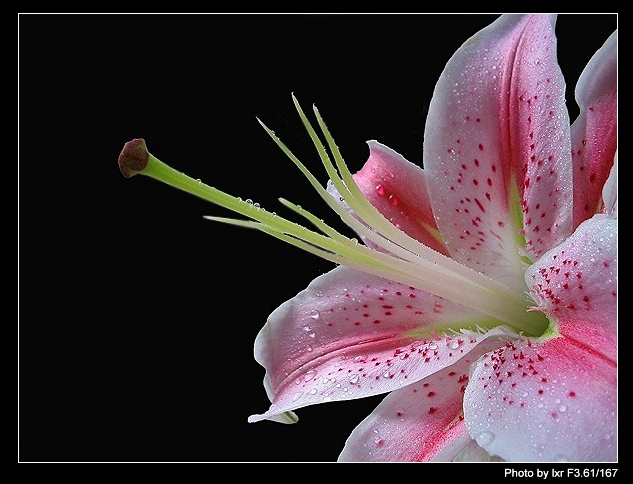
top-left (475, 431), bottom-right (495, 447)
top-left (292, 392), bottom-right (303, 402)
top-left (310, 310), bottom-right (321, 320)
top-left (349, 374), bottom-right (359, 384)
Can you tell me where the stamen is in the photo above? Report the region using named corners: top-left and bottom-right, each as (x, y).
top-left (278, 198), bottom-right (353, 242)
top-left (309, 100), bottom-right (528, 307)
top-left (118, 99), bottom-right (548, 336)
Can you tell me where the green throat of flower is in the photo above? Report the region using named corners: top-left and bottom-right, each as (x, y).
top-left (119, 95), bottom-right (549, 337)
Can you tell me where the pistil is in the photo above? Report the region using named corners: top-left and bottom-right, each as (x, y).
top-left (118, 102), bottom-right (548, 337)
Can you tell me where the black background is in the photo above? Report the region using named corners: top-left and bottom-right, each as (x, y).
top-left (19, 13), bottom-right (617, 462)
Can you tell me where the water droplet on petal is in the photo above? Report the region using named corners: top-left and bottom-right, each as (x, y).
top-left (310, 310), bottom-right (321, 320)
top-left (475, 431), bottom-right (495, 447)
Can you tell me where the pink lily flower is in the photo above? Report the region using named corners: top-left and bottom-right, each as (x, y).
top-left (334, 14), bottom-right (618, 462)
top-left (118, 14), bottom-right (617, 462)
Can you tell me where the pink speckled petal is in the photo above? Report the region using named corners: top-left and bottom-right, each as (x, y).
top-left (525, 214), bottom-right (617, 360)
top-left (506, 15), bottom-right (573, 261)
top-left (338, 335), bottom-right (505, 461)
top-left (570, 31), bottom-right (617, 228)
top-left (424, 14), bottom-right (572, 289)
top-left (463, 336), bottom-right (617, 462)
top-left (249, 266), bottom-right (513, 422)
top-left (332, 141), bottom-right (448, 255)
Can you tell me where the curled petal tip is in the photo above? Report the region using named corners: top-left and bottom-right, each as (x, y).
top-left (118, 138), bottom-right (149, 178)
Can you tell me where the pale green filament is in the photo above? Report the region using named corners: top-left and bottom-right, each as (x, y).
top-left (133, 97), bottom-right (549, 336)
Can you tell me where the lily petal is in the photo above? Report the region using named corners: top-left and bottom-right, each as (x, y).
top-left (338, 335), bottom-right (507, 461)
top-left (331, 141), bottom-right (448, 255)
top-left (424, 14), bottom-right (572, 289)
top-left (525, 214), bottom-right (617, 360)
top-left (464, 214), bottom-right (618, 462)
top-left (249, 266), bottom-right (511, 422)
top-left (570, 31), bottom-right (617, 228)
top-left (463, 335), bottom-right (617, 462)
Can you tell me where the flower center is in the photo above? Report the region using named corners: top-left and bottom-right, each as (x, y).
top-left (118, 96), bottom-right (549, 337)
